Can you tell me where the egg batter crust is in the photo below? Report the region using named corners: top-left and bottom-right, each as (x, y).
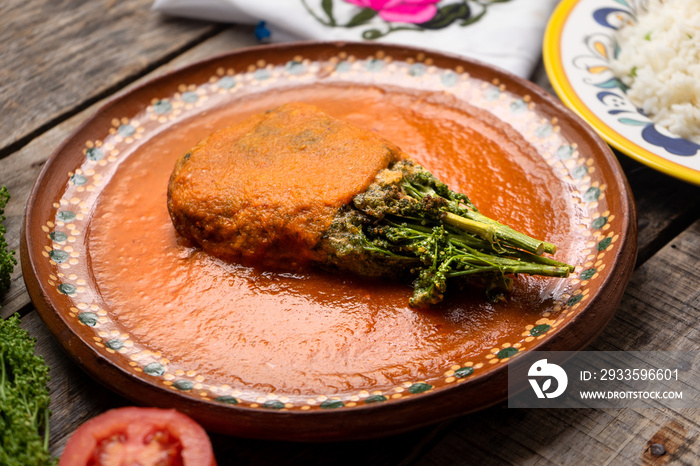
top-left (167, 102), bottom-right (403, 267)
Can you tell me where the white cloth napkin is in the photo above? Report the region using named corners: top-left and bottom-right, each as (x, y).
top-left (153, 0), bottom-right (558, 78)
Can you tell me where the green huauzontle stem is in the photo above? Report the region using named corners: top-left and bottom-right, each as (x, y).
top-left (315, 160), bottom-right (574, 307)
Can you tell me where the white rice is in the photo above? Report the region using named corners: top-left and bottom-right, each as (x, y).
top-left (609, 0), bottom-right (700, 143)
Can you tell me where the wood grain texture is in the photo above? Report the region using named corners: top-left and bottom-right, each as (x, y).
top-left (619, 155), bottom-right (700, 267)
top-left (413, 220), bottom-right (700, 465)
top-left (0, 28), bottom-right (258, 319)
top-left (0, 0), bottom-right (220, 156)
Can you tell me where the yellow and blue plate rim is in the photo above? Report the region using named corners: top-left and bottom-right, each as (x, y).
top-left (543, 0), bottom-right (700, 186)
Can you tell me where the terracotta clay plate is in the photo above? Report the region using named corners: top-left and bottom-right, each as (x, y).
top-left (22, 42), bottom-right (636, 441)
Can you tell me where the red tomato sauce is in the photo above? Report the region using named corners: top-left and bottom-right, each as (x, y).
top-left (88, 84), bottom-right (582, 397)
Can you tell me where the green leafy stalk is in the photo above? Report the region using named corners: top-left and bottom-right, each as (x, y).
top-left (317, 161), bottom-right (573, 307)
top-left (0, 187), bottom-right (17, 294)
top-left (0, 314), bottom-right (55, 465)
top-left (0, 187), bottom-right (53, 463)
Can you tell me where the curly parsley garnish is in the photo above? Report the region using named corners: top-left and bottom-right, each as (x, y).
top-left (0, 314), bottom-right (54, 464)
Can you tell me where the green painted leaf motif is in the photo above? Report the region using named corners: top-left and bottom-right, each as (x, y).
top-left (597, 237), bottom-right (612, 251)
top-left (215, 396), bottom-right (239, 405)
top-left (408, 382), bottom-right (433, 394)
top-left (50, 231), bottom-right (68, 242)
top-left (530, 324), bottom-right (551, 336)
top-left (335, 61), bottom-right (351, 73)
top-left (572, 165), bottom-right (588, 179)
top-left (78, 312), bottom-right (98, 326)
top-left (86, 147), bottom-right (103, 161)
top-left (537, 124), bottom-right (553, 138)
top-left (510, 99), bottom-right (527, 113)
top-left (173, 380), bottom-right (194, 391)
top-left (320, 400), bottom-right (344, 409)
top-left (57, 211), bottom-right (76, 222)
top-left (218, 76), bottom-right (236, 89)
top-left (49, 250), bottom-right (69, 263)
top-left (596, 77), bottom-right (628, 91)
top-left (182, 91), bottom-right (199, 103)
top-left (567, 294), bottom-right (584, 306)
top-left (497, 347), bottom-right (519, 359)
top-left (557, 145), bottom-right (575, 160)
top-left (254, 69), bottom-right (271, 80)
top-left (419, 3), bottom-right (470, 30)
top-left (580, 268), bottom-right (597, 280)
top-left (153, 100), bottom-right (172, 114)
top-left (106, 339), bottom-right (124, 350)
top-left (58, 283), bottom-right (76, 295)
top-left (70, 174), bottom-right (88, 185)
top-left (262, 400), bottom-right (285, 409)
top-left (365, 394), bottom-right (387, 404)
top-left (118, 124), bottom-right (135, 137)
top-left (454, 367), bottom-right (474, 378)
top-left (345, 8), bottom-right (376, 27)
top-left (485, 85), bottom-right (501, 101)
top-left (592, 216), bottom-right (608, 229)
top-left (285, 60), bottom-right (305, 74)
top-left (618, 117), bottom-right (647, 126)
top-left (409, 63), bottom-right (426, 77)
top-left (144, 362), bottom-right (165, 376)
top-left (583, 187), bottom-right (602, 202)
top-left (365, 58), bottom-right (383, 72)
top-left (441, 71), bottom-right (458, 87)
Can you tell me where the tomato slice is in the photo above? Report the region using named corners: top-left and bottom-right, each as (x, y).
top-left (59, 407), bottom-right (217, 466)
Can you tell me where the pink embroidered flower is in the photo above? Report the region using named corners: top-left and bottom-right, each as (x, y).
top-left (345, 0), bottom-right (441, 24)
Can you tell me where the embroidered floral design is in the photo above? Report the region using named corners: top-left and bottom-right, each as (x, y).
top-left (345, 0), bottom-right (440, 24)
top-left (302, 0), bottom-right (512, 39)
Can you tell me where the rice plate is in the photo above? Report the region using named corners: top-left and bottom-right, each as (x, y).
top-left (610, 0), bottom-right (700, 144)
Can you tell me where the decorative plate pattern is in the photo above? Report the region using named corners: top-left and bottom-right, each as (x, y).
top-left (23, 42), bottom-right (635, 440)
top-left (544, 0), bottom-right (700, 185)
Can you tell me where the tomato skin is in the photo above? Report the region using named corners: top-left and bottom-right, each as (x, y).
top-left (59, 407), bottom-right (217, 466)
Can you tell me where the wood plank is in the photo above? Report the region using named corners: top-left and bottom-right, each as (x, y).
top-left (0, 27), bottom-right (258, 318)
top-left (206, 423), bottom-right (450, 466)
top-left (618, 156), bottom-right (700, 266)
top-left (0, 0), bottom-right (221, 157)
top-left (412, 220), bottom-right (700, 465)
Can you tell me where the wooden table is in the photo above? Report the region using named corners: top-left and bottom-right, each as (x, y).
top-left (2, 1), bottom-right (699, 464)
